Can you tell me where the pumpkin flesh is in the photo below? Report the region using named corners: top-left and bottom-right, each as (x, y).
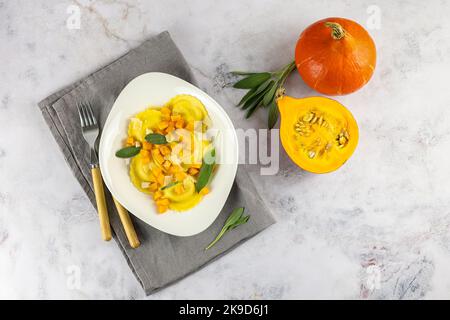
top-left (278, 96), bottom-right (358, 173)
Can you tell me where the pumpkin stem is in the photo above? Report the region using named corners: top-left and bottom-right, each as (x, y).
top-left (325, 22), bottom-right (346, 40)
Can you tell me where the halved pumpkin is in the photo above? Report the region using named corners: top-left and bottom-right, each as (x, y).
top-left (278, 96), bottom-right (358, 173)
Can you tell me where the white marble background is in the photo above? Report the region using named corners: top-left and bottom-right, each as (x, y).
top-left (1, 0), bottom-right (450, 299)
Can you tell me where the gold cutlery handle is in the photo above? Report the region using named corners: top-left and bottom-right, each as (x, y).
top-left (91, 166), bottom-right (112, 241)
top-left (113, 198), bottom-right (141, 249)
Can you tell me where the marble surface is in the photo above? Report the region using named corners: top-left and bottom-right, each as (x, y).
top-left (1, 0), bottom-right (450, 299)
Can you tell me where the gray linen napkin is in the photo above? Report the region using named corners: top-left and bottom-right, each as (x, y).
top-left (38, 31), bottom-right (275, 295)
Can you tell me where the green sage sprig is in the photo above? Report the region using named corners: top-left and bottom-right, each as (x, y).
top-left (115, 146), bottom-right (141, 158)
top-left (205, 207), bottom-right (250, 250)
top-left (195, 148), bottom-right (216, 193)
top-left (232, 60), bottom-right (296, 128)
top-left (145, 133), bottom-right (167, 144)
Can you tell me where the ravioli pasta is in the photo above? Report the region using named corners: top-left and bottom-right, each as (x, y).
top-left (123, 95), bottom-right (213, 214)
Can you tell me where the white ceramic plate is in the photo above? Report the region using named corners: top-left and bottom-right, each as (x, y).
top-left (99, 72), bottom-right (238, 237)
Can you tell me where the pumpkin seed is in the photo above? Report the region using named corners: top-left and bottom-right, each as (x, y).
top-left (318, 148), bottom-right (325, 157)
top-left (318, 116), bottom-right (323, 126)
top-left (303, 113), bottom-right (314, 122)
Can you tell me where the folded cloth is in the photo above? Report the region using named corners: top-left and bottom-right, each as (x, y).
top-left (38, 31), bottom-right (275, 295)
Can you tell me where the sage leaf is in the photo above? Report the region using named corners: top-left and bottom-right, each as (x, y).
top-left (195, 148), bottom-right (216, 192)
top-left (242, 89), bottom-right (265, 110)
top-left (231, 215), bottom-right (250, 230)
top-left (233, 73), bottom-right (271, 89)
top-left (245, 94), bottom-right (264, 119)
top-left (205, 207), bottom-right (249, 250)
top-left (231, 60), bottom-right (296, 127)
top-left (224, 207), bottom-right (245, 228)
top-left (242, 79), bottom-right (272, 112)
top-left (254, 79), bottom-right (273, 96)
top-left (267, 100), bottom-right (279, 129)
top-left (238, 87), bottom-right (257, 107)
top-left (145, 133), bottom-right (167, 144)
top-left (115, 146), bottom-right (141, 158)
top-left (231, 71), bottom-right (257, 76)
top-left (263, 81), bottom-right (278, 106)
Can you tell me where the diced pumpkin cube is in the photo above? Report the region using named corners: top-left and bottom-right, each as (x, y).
top-left (165, 125), bottom-right (175, 133)
top-left (159, 145), bottom-right (171, 156)
top-left (142, 141), bottom-right (152, 150)
top-left (157, 205), bottom-right (168, 214)
top-left (152, 167), bottom-right (162, 176)
top-left (160, 107), bottom-right (171, 115)
top-left (175, 119), bottom-right (185, 129)
top-left (140, 149), bottom-right (150, 157)
top-left (152, 149), bottom-right (165, 164)
top-left (156, 198), bottom-right (170, 206)
top-left (156, 173), bottom-right (165, 185)
top-left (175, 171), bottom-right (187, 181)
top-left (188, 167), bottom-right (199, 175)
top-left (158, 121), bottom-right (169, 130)
top-left (153, 190), bottom-right (163, 200)
top-left (155, 153), bottom-right (164, 164)
top-left (149, 183), bottom-right (158, 192)
top-left (162, 160), bottom-right (171, 170)
top-left (126, 136), bottom-right (135, 146)
top-left (186, 121), bottom-right (195, 131)
top-left (174, 183), bottom-right (185, 195)
top-left (171, 115), bottom-right (181, 122)
top-left (169, 165), bottom-right (181, 173)
top-left (199, 187), bottom-right (209, 196)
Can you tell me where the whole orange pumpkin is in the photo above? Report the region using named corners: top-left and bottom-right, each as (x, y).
top-left (295, 17), bottom-right (376, 95)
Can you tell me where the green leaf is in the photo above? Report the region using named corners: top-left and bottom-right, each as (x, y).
top-left (145, 133), bottom-right (167, 144)
top-left (115, 146), bottom-right (141, 158)
top-left (205, 207), bottom-right (249, 250)
top-left (237, 87), bottom-right (257, 107)
top-left (245, 94), bottom-right (264, 118)
top-left (267, 100), bottom-right (279, 129)
top-left (241, 79), bottom-right (272, 111)
top-left (231, 71), bottom-right (257, 76)
top-left (263, 81), bottom-right (278, 106)
top-left (242, 89), bottom-right (265, 110)
top-left (160, 181), bottom-right (179, 191)
top-left (224, 207), bottom-right (245, 228)
top-left (255, 79), bottom-right (273, 94)
top-left (245, 103), bottom-right (261, 119)
top-left (230, 215), bottom-right (250, 230)
top-left (230, 60), bottom-right (296, 128)
top-left (233, 73), bottom-right (271, 89)
top-left (195, 148), bottom-right (216, 192)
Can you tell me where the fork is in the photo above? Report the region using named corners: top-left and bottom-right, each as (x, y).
top-left (77, 102), bottom-right (112, 241)
top-left (78, 102), bottom-right (140, 248)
